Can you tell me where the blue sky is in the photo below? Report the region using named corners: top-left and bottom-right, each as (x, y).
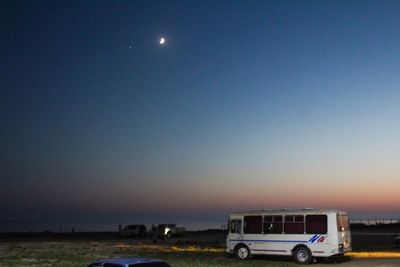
top-left (1, 0), bottom-right (400, 227)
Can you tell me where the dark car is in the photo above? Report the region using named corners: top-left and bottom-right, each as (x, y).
top-left (88, 258), bottom-right (172, 267)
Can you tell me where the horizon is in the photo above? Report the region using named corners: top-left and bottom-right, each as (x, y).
top-left (1, 0), bottom-right (400, 229)
top-left (2, 208), bottom-right (399, 233)
top-left (2, 209), bottom-right (400, 233)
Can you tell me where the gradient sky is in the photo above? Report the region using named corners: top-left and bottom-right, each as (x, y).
top-left (1, 0), bottom-right (400, 226)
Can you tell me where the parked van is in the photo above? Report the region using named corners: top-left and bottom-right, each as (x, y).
top-left (120, 224), bottom-right (147, 237)
top-left (158, 224), bottom-right (186, 238)
top-left (226, 209), bottom-right (351, 264)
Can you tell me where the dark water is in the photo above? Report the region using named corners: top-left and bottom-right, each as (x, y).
top-left (0, 220), bottom-right (225, 233)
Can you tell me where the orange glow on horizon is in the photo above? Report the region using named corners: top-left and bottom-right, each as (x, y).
top-left (346, 252), bottom-right (400, 258)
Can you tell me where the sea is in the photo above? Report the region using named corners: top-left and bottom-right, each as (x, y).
top-left (0, 220), bottom-right (226, 233)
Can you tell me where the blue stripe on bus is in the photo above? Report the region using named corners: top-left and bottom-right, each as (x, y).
top-left (252, 249), bottom-right (287, 252)
top-left (229, 239), bottom-right (308, 243)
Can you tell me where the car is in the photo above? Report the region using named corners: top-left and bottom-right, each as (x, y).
top-left (157, 224), bottom-right (185, 238)
top-left (87, 258), bottom-right (172, 267)
top-left (120, 224), bottom-right (147, 237)
top-left (395, 236), bottom-right (400, 246)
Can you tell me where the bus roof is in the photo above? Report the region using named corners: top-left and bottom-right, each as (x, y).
top-left (229, 208), bottom-right (347, 216)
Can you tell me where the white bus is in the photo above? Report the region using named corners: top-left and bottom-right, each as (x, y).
top-left (226, 209), bottom-right (351, 264)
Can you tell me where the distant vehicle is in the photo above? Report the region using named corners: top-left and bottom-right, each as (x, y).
top-left (158, 224), bottom-right (186, 238)
top-left (87, 258), bottom-right (171, 267)
top-left (120, 224), bottom-right (147, 237)
top-left (395, 236), bottom-right (400, 246)
top-left (226, 209), bottom-right (352, 264)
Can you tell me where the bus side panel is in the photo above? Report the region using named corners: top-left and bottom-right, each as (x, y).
top-left (306, 233), bottom-right (333, 257)
top-left (247, 234), bottom-right (291, 256)
top-left (249, 234), bottom-right (335, 257)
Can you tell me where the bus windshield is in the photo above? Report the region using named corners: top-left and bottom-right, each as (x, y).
top-left (337, 215), bottom-right (350, 231)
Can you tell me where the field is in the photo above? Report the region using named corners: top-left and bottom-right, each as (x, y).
top-left (1, 231), bottom-right (400, 267)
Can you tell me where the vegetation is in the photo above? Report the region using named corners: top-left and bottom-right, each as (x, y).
top-left (1, 238), bottom-right (400, 266)
top-left (0, 241), bottom-right (297, 267)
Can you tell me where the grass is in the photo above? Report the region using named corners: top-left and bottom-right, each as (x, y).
top-left (1, 240), bottom-right (400, 267)
top-left (0, 240), bottom-right (299, 267)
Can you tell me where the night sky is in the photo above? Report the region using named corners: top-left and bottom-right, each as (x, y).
top-left (2, 0), bottom-right (400, 229)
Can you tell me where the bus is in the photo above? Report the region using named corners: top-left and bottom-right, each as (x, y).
top-left (226, 209), bottom-right (351, 264)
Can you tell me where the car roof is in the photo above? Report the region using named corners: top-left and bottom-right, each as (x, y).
top-left (92, 258), bottom-right (164, 264)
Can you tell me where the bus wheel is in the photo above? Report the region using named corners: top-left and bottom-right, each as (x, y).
top-left (235, 245), bottom-right (250, 260)
top-left (293, 246), bottom-right (312, 264)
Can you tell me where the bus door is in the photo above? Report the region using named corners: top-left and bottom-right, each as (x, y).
top-left (229, 217), bottom-right (243, 243)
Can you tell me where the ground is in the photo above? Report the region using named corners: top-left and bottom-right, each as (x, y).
top-left (0, 231), bottom-right (399, 266)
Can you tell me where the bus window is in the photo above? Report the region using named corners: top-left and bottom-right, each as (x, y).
top-left (263, 215), bottom-right (283, 234)
top-left (337, 215), bottom-right (350, 232)
top-left (244, 216), bottom-right (262, 234)
top-left (306, 215), bottom-right (327, 234)
top-left (284, 215), bottom-right (304, 234)
top-left (230, 219), bottom-right (242, 233)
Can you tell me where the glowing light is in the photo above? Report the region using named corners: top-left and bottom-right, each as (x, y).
top-left (345, 252), bottom-right (400, 258)
top-left (160, 37), bottom-right (166, 45)
top-left (164, 227), bottom-right (170, 235)
top-left (114, 243), bottom-right (223, 253)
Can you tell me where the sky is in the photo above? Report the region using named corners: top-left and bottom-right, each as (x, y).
top-left (1, 0), bottom-right (400, 229)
